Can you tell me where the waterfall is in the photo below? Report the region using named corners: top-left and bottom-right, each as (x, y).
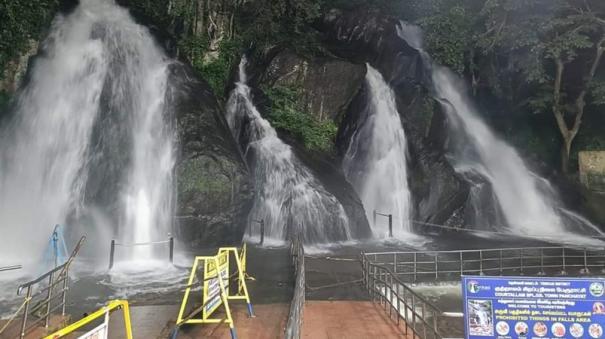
top-left (225, 58), bottom-right (351, 244)
top-left (397, 22), bottom-right (603, 243)
top-left (343, 65), bottom-right (413, 238)
top-left (0, 0), bottom-right (175, 267)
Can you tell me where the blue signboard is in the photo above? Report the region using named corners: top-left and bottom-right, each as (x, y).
top-left (462, 276), bottom-right (605, 338)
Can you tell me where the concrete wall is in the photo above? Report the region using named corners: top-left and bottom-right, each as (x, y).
top-left (579, 151), bottom-right (605, 192)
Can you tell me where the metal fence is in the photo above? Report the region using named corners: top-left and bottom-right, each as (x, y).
top-left (285, 234), bottom-right (305, 339)
top-left (108, 236), bottom-right (174, 269)
top-left (365, 246), bottom-right (605, 284)
top-left (361, 253), bottom-right (463, 339)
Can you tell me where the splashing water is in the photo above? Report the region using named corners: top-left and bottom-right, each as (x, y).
top-left (226, 58), bottom-right (351, 244)
top-left (396, 21), bottom-right (603, 245)
top-left (0, 0), bottom-right (176, 269)
top-left (343, 65), bottom-right (414, 239)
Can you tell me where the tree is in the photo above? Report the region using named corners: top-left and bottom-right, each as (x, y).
top-left (536, 1), bottom-right (605, 173)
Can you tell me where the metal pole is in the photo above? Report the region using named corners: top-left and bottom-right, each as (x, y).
top-left (561, 248), bottom-right (567, 275)
top-left (53, 229), bottom-right (59, 268)
top-left (499, 249), bottom-right (503, 275)
top-left (45, 271), bottom-right (54, 328)
top-left (388, 214), bottom-right (393, 238)
top-left (583, 249), bottom-right (590, 274)
top-left (413, 252), bottom-right (417, 283)
top-left (460, 251), bottom-right (464, 277)
top-left (109, 239), bottom-right (115, 270)
top-left (260, 220), bottom-right (265, 246)
top-left (479, 250), bottom-right (484, 275)
top-left (61, 269), bottom-right (68, 316)
top-left (169, 237), bottom-right (174, 264)
top-left (394, 253), bottom-right (397, 274)
top-left (434, 253), bottom-right (438, 280)
top-left (538, 248), bottom-right (545, 276)
top-left (20, 286), bottom-right (31, 339)
top-left (373, 210), bottom-right (377, 227)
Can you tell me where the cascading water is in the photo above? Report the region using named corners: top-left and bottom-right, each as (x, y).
top-left (396, 22), bottom-right (603, 244)
top-left (0, 0), bottom-right (175, 268)
top-left (343, 65), bottom-right (413, 238)
top-left (226, 58), bottom-right (351, 244)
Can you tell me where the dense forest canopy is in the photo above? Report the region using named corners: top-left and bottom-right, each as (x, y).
top-left (1, 0), bottom-right (603, 173)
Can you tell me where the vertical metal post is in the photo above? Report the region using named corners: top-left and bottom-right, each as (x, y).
top-left (169, 237), bottom-right (174, 264)
top-left (460, 251), bottom-right (464, 277)
top-left (109, 239), bottom-right (115, 270)
top-left (499, 249), bottom-right (503, 275)
top-left (411, 294), bottom-right (416, 333)
top-left (388, 214), bottom-right (393, 238)
top-left (422, 302), bottom-right (427, 339)
top-left (394, 253), bottom-right (397, 274)
top-left (479, 250), bottom-right (484, 275)
top-left (45, 271), bottom-right (54, 328)
top-left (413, 252), bottom-right (418, 283)
top-left (61, 269), bottom-right (68, 316)
top-left (260, 220), bottom-right (265, 246)
top-left (561, 248), bottom-right (567, 275)
top-left (373, 210), bottom-right (377, 227)
top-left (583, 249), bottom-right (590, 274)
top-left (520, 249), bottom-right (524, 275)
top-left (434, 253), bottom-right (438, 280)
top-left (52, 229), bottom-right (59, 268)
top-left (538, 248), bottom-right (545, 276)
top-left (20, 286), bottom-right (32, 339)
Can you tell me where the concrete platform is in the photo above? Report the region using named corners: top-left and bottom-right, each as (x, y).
top-left (302, 301), bottom-right (411, 339)
top-left (0, 314), bottom-right (68, 339)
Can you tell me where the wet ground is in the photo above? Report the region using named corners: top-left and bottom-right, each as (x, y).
top-left (1, 230), bottom-right (603, 337)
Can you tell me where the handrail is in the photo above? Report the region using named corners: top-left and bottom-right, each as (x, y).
top-left (285, 233), bottom-right (305, 339)
top-left (43, 299), bottom-right (132, 339)
top-left (109, 236), bottom-right (174, 269)
top-left (13, 236), bottom-right (85, 339)
top-left (364, 246), bottom-right (605, 284)
top-left (361, 252), bottom-right (462, 339)
top-left (0, 265), bottom-right (22, 272)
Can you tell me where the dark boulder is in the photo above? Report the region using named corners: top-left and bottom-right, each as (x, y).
top-left (322, 8), bottom-right (469, 229)
top-left (168, 62), bottom-right (253, 248)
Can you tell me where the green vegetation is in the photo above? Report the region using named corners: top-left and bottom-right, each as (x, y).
top-left (0, 0), bottom-right (59, 80)
top-left (266, 86), bottom-right (338, 153)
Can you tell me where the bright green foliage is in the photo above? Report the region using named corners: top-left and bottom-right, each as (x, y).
top-left (419, 6), bottom-right (474, 73)
top-left (266, 86), bottom-right (338, 153)
top-left (0, 0), bottom-right (59, 79)
top-left (196, 39), bottom-right (242, 98)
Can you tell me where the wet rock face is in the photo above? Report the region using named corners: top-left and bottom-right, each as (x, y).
top-left (168, 63), bottom-right (253, 247)
top-left (324, 8), bottom-right (469, 228)
top-left (259, 51), bottom-right (366, 123)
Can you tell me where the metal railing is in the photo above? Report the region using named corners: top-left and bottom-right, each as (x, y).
top-left (12, 236), bottom-right (85, 339)
top-left (108, 236), bottom-right (174, 269)
top-left (0, 265), bottom-right (22, 272)
top-left (361, 253), bottom-right (462, 339)
top-left (365, 246), bottom-right (605, 284)
top-left (373, 210), bottom-right (393, 237)
top-left (249, 219), bottom-right (265, 245)
top-left (285, 233), bottom-right (305, 339)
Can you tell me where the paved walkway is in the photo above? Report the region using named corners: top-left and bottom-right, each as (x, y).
top-left (302, 301), bottom-right (411, 339)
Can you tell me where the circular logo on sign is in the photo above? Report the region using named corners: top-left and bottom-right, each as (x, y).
top-left (515, 322), bottom-right (529, 336)
top-left (552, 322), bottom-right (566, 337)
top-left (570, 323), bottom-right (585, 338)
top-left (533, 322), bottom-right (547, 337)
top-left (496, 321), bottom-right (510, 335)
top-left (590, 283), bottom-right (605, 297)
top-left (468, 280), bottom-right (480, 293)
top-left (590, 324), bottom-right (603, 338)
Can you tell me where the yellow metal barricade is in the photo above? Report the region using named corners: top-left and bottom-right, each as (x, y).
top-left (175, 245), bottom-right (253, 339)
top-left (44, 299), bottom-right (132, 339)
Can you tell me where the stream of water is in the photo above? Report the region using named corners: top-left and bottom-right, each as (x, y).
top-left (225, 58), bottom-right (351, 244)
top-left (0, 0), bottom-right (176, 271)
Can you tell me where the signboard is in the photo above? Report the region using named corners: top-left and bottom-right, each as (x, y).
top-left (203, 249), bottom-right (230, 318)
top-left (77, 312), bottom-right (108, 339)
top-left (462, 276), bottom-right (605, 339)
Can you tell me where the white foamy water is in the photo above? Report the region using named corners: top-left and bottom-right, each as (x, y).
top-left (396, 21), bottom-right (603, 245)
top-left (344, 65), bottom-right (415, 240)
top-left (0, 0), bottom-right (175, 270)
top-left (226, 58), bottom-right (351, 244)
